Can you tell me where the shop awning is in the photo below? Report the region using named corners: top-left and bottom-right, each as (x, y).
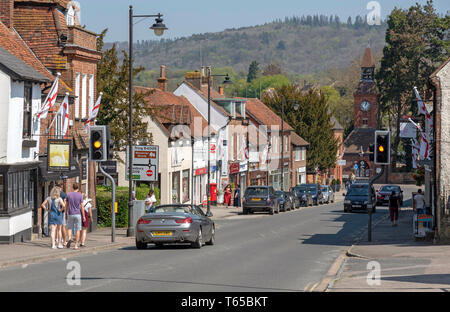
top-left (38, 156), bottom-right (80, 181)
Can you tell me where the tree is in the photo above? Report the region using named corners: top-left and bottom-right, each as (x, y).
top-left (263, 63), bottom-right (283, 76)
top-left (96, 29), bottom-right (155, 159)
top-left (262, 84), bottom-right (339, 172)
top-left (376, 1), bottom-right (449, 169)
top-left (247, 60), bottom-right (260, 83)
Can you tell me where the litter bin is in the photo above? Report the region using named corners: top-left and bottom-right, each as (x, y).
top-left (210, 183), bottom-right (217, 205)
top-left (132, 200), bottom-right (146, 227)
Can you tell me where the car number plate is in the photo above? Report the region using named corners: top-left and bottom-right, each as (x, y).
top-left (352, 205), bottom-right (361, 208)
top-left (252, 198), bottom-right (261, 201)
top-left (153, 231), bottom-right (173, 236)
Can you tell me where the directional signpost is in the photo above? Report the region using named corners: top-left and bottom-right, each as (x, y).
top-left (126, 145), bottom-right (159, 182)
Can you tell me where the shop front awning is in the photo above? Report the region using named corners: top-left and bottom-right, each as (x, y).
top-left (38, 156), bottom-right (80, 181)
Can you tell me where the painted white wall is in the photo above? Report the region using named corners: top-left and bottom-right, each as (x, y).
top-left (0, 70), bottom-right (10, 163)
top-left (0, 211), bottom-right (32, 236)
top-left (173, 83), bottom-right (228, 131)
top-left (8, 80), bottom-right (24, 163)
top-left (436, 61), bottom-right (450, 204)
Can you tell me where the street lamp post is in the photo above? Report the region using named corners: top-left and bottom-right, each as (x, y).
top-left (128, 5), bottom-right (167, 237)
top-left (206, 68), bottom-right (232, 216)
top-left (280, 96), bottom-right (299, 191)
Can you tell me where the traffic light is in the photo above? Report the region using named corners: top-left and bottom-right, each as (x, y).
top-left (89, 126), bottom-right (107, 161)
top-left (369, 143), bottom-right (374, 162)
top-left (105, 125), bottom-right (114, 160)
top-left (374, 130), bottom-right (390, 165)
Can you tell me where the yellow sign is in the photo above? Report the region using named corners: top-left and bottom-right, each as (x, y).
top-left (47, 139), bottom-right (72, 171)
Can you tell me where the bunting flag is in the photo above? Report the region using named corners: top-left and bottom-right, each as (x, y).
top-left (56, 93), bottom-right (70, 138)
top-left (414, 87), bottom-right (433, 129)
top-left (36, 73), bottom-right (60, 119)
top-left (84, 92), bottom-right (103, 128)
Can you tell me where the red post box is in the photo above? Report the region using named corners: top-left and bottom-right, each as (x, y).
top-left (210, 183), bottom-right (217, 205)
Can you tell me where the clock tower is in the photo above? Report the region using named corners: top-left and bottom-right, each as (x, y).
top-left (353, 46), bottom-right (378, 128)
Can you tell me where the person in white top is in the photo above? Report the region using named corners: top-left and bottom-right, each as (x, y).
top-left (145, 190), bottom-right (157, 212)
top-left (80, 194), bottom-right (93, 247)
top-left (414, 189), bottom-right (426, 212)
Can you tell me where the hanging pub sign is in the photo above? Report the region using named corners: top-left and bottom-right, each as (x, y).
top-left (47, 139), bottom-right (72, 171)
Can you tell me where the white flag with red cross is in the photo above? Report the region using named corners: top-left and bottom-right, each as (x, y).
top-left (56, 93), bottom-right (70, 138)
top-left (414, 87), bottom-right (433, 129)
top-left (36, 73), bottom-right (60, 119)
top-left (411, 139), bottom-right (419, 169)
top-left (85, 92), bottom-right (103, 128)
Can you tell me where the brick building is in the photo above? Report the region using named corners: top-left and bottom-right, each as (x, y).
top-left (0, 0), bottom-right (102, 238)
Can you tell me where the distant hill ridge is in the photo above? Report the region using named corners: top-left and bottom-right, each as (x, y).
top-left (105, 14), bottom-right (387, 75)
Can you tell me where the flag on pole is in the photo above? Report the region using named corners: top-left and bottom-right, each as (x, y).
top-left (414, 87), bottom-right (433, 128)
top-left (411, 139), bottom-right (419, 169)
top-left (56, 93), bottom-right (70, 138)
top-left (36, 73), bottom-right (60, 119)
top-left (419, 132), bottom-right (430, 160)
top-left (84, 92), bottom-right (103, 128)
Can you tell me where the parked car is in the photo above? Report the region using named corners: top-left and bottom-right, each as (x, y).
top-left (287, 191), bottom-right (301, 209)
top-left (321, 185), bottom-right (335, 204)
top-left (376, 185), bottom-right (403, 206)
top-left (135, 204), bottom-right (215, 249)
top-left (291, 185), bottom-right (313, 206)
top-left (300, 184), bottom-right (324, 205)
top-left (243, 186), bottom-right (279, 215)
top-left (275, 191), bottom-right (292, 212)
top-left (343, 183), bottom-right (376, 213)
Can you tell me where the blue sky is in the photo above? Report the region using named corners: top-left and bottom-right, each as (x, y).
top-left (76, 0), bottom-right (449, 42)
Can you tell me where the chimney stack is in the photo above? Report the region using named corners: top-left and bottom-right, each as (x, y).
top-left (157, 65), bottom-right (168, 92)
top-left (218, 86), bottom-right (224, 96)
top-left (0, 0), bottom-right (14, 28)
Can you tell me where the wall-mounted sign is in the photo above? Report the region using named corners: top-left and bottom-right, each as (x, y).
top-left (47, 139), bottom-right (72, 171)
top-left (229, 162), bottom-right (239, 174)
top-left (81, 158), bottom-right (87, 183)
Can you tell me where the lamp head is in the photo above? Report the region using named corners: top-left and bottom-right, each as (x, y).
top-left (150, 14), bottom-right (167, 37)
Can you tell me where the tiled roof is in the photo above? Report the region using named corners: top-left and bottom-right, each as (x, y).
top-left (13, 5), bottom-right (67, 71)
top-left (135, 86), bottom-right (211, 138)
top-left (0, 45), bottom-right (49, 82)
top-left (290, 132), bottom-right (309, 146)
top-left (245, 98), bottom-right (293, 131)
top-left (361, 47), bottom-right (375, 68)
top-left (343, 128), bottom-right (376, 154)
top-left (331, 116), bottom-right (344, 131)
top-left (73, 130), bottom-right (88, 150)
top-left (0, 22), bottom-right (54, 80)
top-left (183, 81), bottom-right (233, 117)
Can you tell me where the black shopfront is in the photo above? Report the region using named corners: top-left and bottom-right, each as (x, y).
top-left (0, 162), bottom-right (39, 243)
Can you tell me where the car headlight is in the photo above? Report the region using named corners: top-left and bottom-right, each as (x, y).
top-left (344, 200), bottom-right (351, 204)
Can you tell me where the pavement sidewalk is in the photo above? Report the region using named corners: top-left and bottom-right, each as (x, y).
top-left (327, 207), bottom-right (450, 292)
top-left (0, 204), bottom-right (241, 270)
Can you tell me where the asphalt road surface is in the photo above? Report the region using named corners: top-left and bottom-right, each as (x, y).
top-left (0, 188), bottom-right (416, 292)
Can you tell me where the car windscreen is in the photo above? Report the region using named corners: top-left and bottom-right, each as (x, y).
top-left (245, 187), bottom-right (268, 196)
top-left (150, 206), bottom-right (191, 214)
top-left (306, 186), bottom-right (317, 193)
top-left (294, 186), bottom-right (307, 192)
top-left (380, 186), bottom-right (399, 192)
top-left (274, 191), bottom-right (284, 198)
top-left (321, 187), bottom-right (328, 192)
top-left (347, 186), bottom-right (368, 196)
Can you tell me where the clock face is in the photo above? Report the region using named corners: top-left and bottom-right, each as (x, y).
top-left (360, 101), bottom-right (371, 112)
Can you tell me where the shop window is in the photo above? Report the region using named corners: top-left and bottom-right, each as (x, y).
top-left (0, 174), bottom-right (3, 210)
top-left (23, 84), bottom-right (32, 138)
top-left (182, 170), bottom-right (190, 203)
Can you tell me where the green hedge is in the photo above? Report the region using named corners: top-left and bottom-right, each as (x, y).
top-left (96, 185), bottom-right (160, 228)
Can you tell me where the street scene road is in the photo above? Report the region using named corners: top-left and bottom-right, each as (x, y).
top-left (0, 191), bottom-right (407, 292)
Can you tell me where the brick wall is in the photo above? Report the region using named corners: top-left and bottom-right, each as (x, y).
top-left (354, 93), bottom-right (378, 128)
top-left (0, 0), bottom-right (13, 28)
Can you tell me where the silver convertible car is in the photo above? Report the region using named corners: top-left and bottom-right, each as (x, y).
top-left (135, 204), bottom-right (215, 249)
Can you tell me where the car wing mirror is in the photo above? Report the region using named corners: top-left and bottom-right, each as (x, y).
top-left (206, 211), bottom-right (213, 217)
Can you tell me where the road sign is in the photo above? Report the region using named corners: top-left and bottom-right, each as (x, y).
top-left (337, 160), bottom-right (346, 166)
top-left (354, 164), bottom-right (358, 170)
top-left (126, 145), bottom-right (159, 182)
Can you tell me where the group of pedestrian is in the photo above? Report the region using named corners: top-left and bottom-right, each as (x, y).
top-left (388, 188), bottom-right (425, 227)
top-left (40, 182), bottom-right (93, 250)
top-left (223, 184), bottom-right (241, 207)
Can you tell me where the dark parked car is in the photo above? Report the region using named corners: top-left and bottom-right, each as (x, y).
top-left (344, 183), bottom-right (376, 213)
top-left (300, 184), bottom-right (324, 205)
top-left (291, 186), bottom-right (313, 206)
top-left (275, 191), bottom-right (292, 212)
top-left (243, 186), bottom-right (279, 215)
top-left (287, 191), bottom-right (301, 209)
top-left (376, 185), bottom-right (403, 206)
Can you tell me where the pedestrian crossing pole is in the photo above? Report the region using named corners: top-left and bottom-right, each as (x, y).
top-left (368, 165), bottom-right (385, 242)
top-left (98, 163), bottom-right (116, 243)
